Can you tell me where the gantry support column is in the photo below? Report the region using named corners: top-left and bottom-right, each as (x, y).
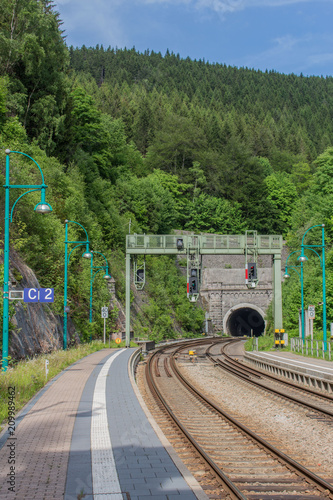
top-left (125, 253), bottom-right (131, 347)
top-left (273, 253), bottom-right (283, 331)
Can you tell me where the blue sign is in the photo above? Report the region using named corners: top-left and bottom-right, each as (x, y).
top-left (24, 288), bottom-right (38, 303)
top-left (39, 288), bottom-right (54, 303)
top-left (24, 288), bottom-right (54, 303)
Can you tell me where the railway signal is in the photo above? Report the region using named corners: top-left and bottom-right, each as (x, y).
top-left (136, 268), bottom-right (144, 283)
top-left (190, 277), bottom-right (198, 293)
top-left (187, 266), bottom-right (200, 300)
top-left (246, 262), bottom-right (258, 288)
top-left (248, 262), bottom-right (257, 280)
top-left (133, 257), bottom-right (145, 290)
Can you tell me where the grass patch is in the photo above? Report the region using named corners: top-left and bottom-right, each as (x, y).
top-left (244, 335), bottom-right (276, 351)
top-left (0, 340), bottom-right (136, 432)
top-left (244, 334), bottom-right (333, 360)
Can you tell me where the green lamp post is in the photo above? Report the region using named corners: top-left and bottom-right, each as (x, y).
top-left (63, 220), bottom-right (92, 350)
top-left (89, 251), bottom-right (111, 341)
top-left (297, 224), bottom-right (326, 350)
top-left (2, 150), bottom-right (52, 372)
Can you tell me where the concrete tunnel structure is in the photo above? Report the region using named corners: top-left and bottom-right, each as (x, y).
top-left (200, 252), bottom-right (285, 337)
top-left (223, 304), bottom-right (266, 337)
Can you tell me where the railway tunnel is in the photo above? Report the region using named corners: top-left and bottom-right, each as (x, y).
top-left (224, 305), bottom-right (265, 337)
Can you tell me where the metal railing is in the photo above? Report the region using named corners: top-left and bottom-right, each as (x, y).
top-left (127, 234), bottom-right (283, 252)
top-left (291, 337), bottom-right (332, 360)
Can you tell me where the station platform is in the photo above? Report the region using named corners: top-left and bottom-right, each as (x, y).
top-left (0, 348), bottom-right (207, 500)
top-left (244, 349), bottom-right (333, 391)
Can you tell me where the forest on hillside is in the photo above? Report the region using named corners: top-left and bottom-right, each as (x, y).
top-left (1, 0), bottom-right (333, 348)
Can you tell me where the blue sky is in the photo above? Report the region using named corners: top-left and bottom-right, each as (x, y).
top-left (54, 0), bottom-right (333, 77)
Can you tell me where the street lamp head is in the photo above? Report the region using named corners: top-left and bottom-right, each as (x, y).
top-left (103, 274), bottom-right (111, 280)
top-left (35, 186), bottom-right (52, 213)
top-left (298, 254), bottom-right (308, 262)
top-left (34, 202), bottom-right (52, 213)
top-left (82, 242), bottom-right (92, 259)
top-left (283, 273), bottom-right (290, 279)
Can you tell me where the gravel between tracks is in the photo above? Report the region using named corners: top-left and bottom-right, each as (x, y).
top-left (179, 359), bottom-right (333, 478)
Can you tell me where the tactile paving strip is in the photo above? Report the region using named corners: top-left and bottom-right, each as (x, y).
top-left (91, 349), bottom-right (124, 499)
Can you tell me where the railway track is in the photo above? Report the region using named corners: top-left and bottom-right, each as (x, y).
top-left (139, 338), bottom-right (333, 499)
top-left (206, 339), bottom-right (333, 421)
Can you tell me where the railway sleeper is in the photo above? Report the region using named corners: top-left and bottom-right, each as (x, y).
top-left (245, 495), bottom-right (328, 500)
top-left (218, 460), bottom-right (284, 466)
top-left (240, 485), bottom-right (320, 491)
top-left (234, 477), bottom-right (304, 483)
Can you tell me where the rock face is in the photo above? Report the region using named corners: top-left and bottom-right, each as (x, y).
top-left (4, 252), bottom-right (76, 360)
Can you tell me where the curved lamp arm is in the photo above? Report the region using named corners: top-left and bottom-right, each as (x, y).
top-left (66, 219), bottom-right (90, 243)
top-left (303, 246), bottom-right (322, 264)
top-left (91, 250), bottom-right (111, 278)
top-left (301, 224), bottom-right (324, 246)
top-left (285, 250), bottom-right (300, 266)
top-left (92, 268), bottom-right (106, 282)
top-left (92, 250), bottom-right (108, 266)
top-left (9, 150), bottom-right (46, 184)
top-left (68, 243), bottom-right (92, 263)
top-left (284, 265), bottom-right (301, 279)
top-left (10, 188), bottom-right (40, 221)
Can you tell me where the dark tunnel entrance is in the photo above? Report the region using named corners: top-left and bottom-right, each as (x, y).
top-left (226, 307), bottom-right (265, 337)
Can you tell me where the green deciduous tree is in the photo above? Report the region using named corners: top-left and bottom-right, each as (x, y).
top-left (0, 0), bottom-right (69, 151)
top-left (113, 171), bottom-right (179, 234)
top-left (264, 173), bottom-right (298, 234)
top-left (183, 194), bottom-right (244, 234)
top-left (145, 113), bottom-right (207, 178)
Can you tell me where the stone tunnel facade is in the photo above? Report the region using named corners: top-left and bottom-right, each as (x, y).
top-left (200, 254), bottom-right (276, 336)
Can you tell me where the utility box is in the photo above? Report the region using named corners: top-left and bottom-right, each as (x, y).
top-left (137, 341), bottom-right (155, 352)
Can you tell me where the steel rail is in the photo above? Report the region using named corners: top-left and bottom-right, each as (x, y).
top-left (206, 340), bottom-right (333, 418)
top-left (169, 343), bottom-right (333, 497)
top-left (222, 339), bottom-right (333, 401)
top-left (145, 343), bottom-right (247, 500)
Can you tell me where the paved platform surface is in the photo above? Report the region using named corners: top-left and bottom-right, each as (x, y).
top-left (0, 348), bottom-right (206, 500)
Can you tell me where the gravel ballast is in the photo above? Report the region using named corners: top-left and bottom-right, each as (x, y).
top-left (180, 358), bottom-right (333, 478)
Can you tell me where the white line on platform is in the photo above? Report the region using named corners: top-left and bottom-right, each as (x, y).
top-left (251, 352), bottom-right (333, 373)
top-left (91, 349), bottom-right (124, 500)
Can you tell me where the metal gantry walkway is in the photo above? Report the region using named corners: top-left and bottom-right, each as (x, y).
top-left (125, 232), bottom-right (283, 346)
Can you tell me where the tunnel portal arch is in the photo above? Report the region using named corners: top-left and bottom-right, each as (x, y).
top-left (223, 303), bottom-right (266, 337)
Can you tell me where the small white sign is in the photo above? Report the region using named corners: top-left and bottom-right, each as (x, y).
top-left (9, 290), bottom-right (24, 300)
top-left (308, 305), bottom-right (315, 319)
top-left (101, 306), bottom-right (108, 319)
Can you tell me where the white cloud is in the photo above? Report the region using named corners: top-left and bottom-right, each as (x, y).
top-left (54, 0), bottom-right (128, 47)
top-left (308, 53), bottom-right (333, 65)
top-left (195, 0), bottom-right (244, 14)
top-left (139, 0), bottom-right (332, 15)
top-left (239, 33), bottom-right (327, 74)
